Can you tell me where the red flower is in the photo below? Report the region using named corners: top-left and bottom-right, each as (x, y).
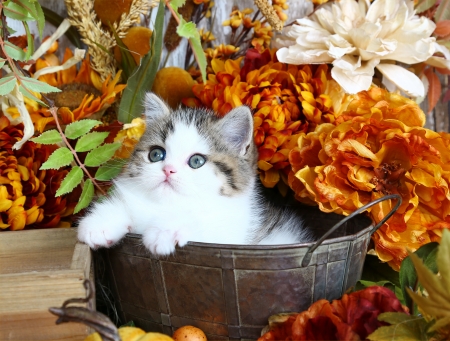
top-left (332, 286), bottom-right (407, 339)
top-left (258, 286), bottom-right (408, 341)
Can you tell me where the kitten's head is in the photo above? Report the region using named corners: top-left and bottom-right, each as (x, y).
top-left (123, 93), bottom-right (258, 197)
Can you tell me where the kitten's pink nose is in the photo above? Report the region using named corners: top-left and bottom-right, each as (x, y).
top-left (163, 165), bottom-right (177, 177)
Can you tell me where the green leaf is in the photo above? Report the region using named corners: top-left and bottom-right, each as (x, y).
top-left (4, 41), bottom-right (27, 61)
top-left (435, 0), bottom-right (450, 21)
top-left (19, 84), bottom-right (47, 106)
top-left (399, 242), bottom-right (439, 312)
top-left (40, 147), bottom-right (74, 170)
top-left (95, 159), bottom-right (125, 181)
top-left (23, 21), bottom-right (34, 61)
top-left (176, 19), bottom-right (207, 82)
top-left (75, 131), bottom-right (110, 152)
top-left (120, 320), bottom-right (136, 328)
top-left (16, 0), bottom-right (45, 38)
top-left (110, 23), bottom-right (137, 82)
top-left (31, 129), bottom-right (63, 144)
top-left (118, 0), bottom-right (164, 123)
top-left (64, 120), bottom-right (102, 140)
top-left (55, 166), bottom-right (83, 196)
top-left (84, 143), bottom-right (121, 167)
top-left (415, 0), bottom-right (437, 14)
top-left (0, 76), bottom-right (17, 96)
top-left (362, 255), bottom-right (401, 286)
top-left (3, 1), bottom-right (34, 21)
top-left (170, 0), bottom-right (186, 12)
top-left (0, 58), bottom-right (6, 69)
top-left (74, 179), bottom-right (94, 214)
top-left (19, 76), bottom-right (61, 93)
top-left (367, 313), bottom-right (429, 341)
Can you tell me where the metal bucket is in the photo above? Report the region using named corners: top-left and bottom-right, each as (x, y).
top-left (98, 195), bottom-right (400, 340)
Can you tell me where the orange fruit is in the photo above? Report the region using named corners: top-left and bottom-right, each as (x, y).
top-left (114, 27), bottom-right (153, 65)
top-left (172, 326), bottom-right (207, 341)
top-left (152, 67), bottom-right (195, 109)
top-left (94, 0), bottom-right (133, 26)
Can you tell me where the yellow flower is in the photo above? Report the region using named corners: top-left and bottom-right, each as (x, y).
top-left (114, 118), bottom-right (146, 159)
top-left (28, 49), bottom-right (126, 133)
top-left (205, 44), bottom-right (240, 60)
top-left (272, 0), bottom-right (289, 23)
top-left (198, 28), bottom-right (216, 44)
top-left (223, 8), bottom-right (253, 29)
top-left (251, 21), bottom-right (273, 50)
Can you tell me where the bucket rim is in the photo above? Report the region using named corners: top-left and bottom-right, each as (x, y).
top-left (123, 220), bottom-right (375, 251)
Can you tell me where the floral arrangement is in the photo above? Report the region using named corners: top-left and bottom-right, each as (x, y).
top-left (258, 229), bottom-right (450, 341)
top-left (1, 0), bottom-right (450, 338)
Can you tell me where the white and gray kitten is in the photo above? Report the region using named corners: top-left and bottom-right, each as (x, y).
top-left (77, 93), bottom-right (313, 255)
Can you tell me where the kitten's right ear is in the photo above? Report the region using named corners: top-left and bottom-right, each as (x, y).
top-left (143, 93), bottom-right (171, 120)
top-left (217, 106), bottom-right (254, 156)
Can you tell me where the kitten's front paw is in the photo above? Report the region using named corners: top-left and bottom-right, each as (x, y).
top-left (77, 211), bottom-right (131, 249)
top-left (142, 229), bottom-right (187, 256)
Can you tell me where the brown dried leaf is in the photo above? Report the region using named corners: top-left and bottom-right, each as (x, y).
top-left (435, 67), bottom-right (450, 75)
top-left (434, 20), bottom-right (450, 36)
top-left (424, 68), bottom-right (442, 114)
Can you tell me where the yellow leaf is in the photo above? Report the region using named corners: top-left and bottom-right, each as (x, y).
top-left (407, 230), bottom-right (450, 333)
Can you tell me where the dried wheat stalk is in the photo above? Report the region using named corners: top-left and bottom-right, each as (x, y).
top-left (65, 0), bottom-right (116, 79)
top-left (113, 0), bottom-right (153, 37)
top-left (64, 0), bottom-right (155, 80)
top-left (254, 0), bottom-right (284, 31)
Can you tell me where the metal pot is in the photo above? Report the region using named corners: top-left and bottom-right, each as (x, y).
top-left (98, 194), bottom-right (401, 340)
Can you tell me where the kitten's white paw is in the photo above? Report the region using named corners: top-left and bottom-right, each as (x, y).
top-left (77, 210), bottom-right (131, 249)
top-left (142, 229), bottom-right (187, 256)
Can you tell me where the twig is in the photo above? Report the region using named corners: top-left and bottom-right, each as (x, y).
top-left (164, 0), bottom-right (204, 74)
top-left (0, 4), bottom-right (43, 101)
top-left (233, 10), bottom-right (261, 47)
top-left (49, 280), bottom-right (121, 341)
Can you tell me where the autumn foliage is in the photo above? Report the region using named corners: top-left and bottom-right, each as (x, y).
top-left (0, 117), bottom-right (75, 230)
top-left (258, 286), bottom-right (408, 341)
top-left (186, 49), bottom-right (334, 190)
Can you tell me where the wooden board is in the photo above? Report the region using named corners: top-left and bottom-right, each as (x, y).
top-left (0, 228), bottom-right (93, 341)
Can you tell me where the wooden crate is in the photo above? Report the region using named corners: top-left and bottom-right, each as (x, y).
top-left (0, 228), bottom-right (93, 341)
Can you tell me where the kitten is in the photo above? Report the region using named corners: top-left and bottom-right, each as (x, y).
top-left (77, 93), bottom-right (313, 255)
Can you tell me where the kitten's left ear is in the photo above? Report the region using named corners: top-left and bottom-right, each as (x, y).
top-left (143, 92), bottom-right (171, 120)
top-left (217, 106), bottom-right (253, 156)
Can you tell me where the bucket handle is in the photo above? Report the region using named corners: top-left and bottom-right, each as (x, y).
top-left (301, 194), bottom-right (402, 267)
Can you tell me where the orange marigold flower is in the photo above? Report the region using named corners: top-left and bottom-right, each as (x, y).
top-left (289, 87), bottom-right (450, 269)
top-left (0, 116), bottom-right (74, 230)
top-left (186, 49), bottom-right (334, 190)
top-left (25, 48), bottom-right (126, 133)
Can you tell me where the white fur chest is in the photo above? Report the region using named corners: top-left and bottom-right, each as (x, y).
top-left (116, 179), bottom-right (256, 245)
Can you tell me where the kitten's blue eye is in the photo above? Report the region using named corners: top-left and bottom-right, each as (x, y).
top-left (188, 154), bottom-right (206, 169)
top-left (149, 147), bottom-right (166, 162)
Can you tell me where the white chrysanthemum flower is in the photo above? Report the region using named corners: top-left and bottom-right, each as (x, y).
top-left (275, 0), bottom-right (450, 97)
